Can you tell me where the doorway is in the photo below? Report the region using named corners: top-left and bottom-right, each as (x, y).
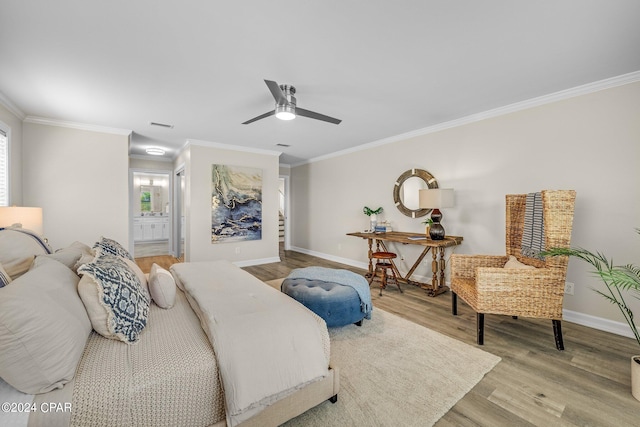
top-left (173, 168), bottom-right (185, 260)
top-left (130, 170), bottom-right (172, 258)
top-left (279, 176), bottom-right (290, 250)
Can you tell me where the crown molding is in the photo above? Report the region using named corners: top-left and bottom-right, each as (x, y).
top-left (186, 139), bottom-right (282, 157)
top-left (292, 70), bottom-right (640, 167)
top-left (0, 92), bottom-right (26, 120)
top-left (23, 116), bottom-right (132, 136)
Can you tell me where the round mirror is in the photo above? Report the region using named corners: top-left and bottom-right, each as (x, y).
top-left (393, 169), bottom-right (438, 218)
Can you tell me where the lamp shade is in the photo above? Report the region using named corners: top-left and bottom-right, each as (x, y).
top-left (419, 189), bottom-right (454, 209)
top-left (0, 206), bottom-right (44, 236)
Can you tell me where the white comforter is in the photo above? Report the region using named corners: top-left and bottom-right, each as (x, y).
top-left (170, 261), bottom-right (330, 427)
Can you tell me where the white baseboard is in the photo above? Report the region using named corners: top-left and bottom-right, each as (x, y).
top-left (289, 246), bottom-right (637, 340)
top-left (290, 246), bottom-right (369, 270)
top-left (562, 309), bottom-right (636, 339)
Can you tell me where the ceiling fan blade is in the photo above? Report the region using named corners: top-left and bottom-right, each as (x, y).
top-left (242, 110), bottom-right (275, 125)
top-left (264, 79), bottom-right (288, 105)
top-left (295, 107), bottom-right (342, 125)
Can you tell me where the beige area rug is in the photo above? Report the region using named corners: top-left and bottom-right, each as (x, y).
top-left (265, 279), bottom-right (501, 426)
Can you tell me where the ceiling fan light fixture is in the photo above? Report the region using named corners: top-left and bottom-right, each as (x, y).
top-left (145, 147), bottom-right (165, 156)
top-left (275, 104), bottom-right (296, 121)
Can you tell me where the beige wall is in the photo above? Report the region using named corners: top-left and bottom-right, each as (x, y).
top-left (183, 143), bottom-right (280, 265)
top-left (129, 156), bottom-right (174, 171)
top-left (291, 81), bottom-right (640, 329)
top-left (0, 103), bottom-right (23, 206)
top-left (22, 122), bottom-right (130, 249)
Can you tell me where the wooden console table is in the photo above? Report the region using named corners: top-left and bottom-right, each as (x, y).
top-left (347, 231), bottom-right (463, 296)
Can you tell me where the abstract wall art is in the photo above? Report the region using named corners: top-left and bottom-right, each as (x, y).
top-left (211, 164), bottom-right (262, 243)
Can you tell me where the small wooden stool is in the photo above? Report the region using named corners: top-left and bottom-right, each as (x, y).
top-left (368, 252), bottom-right (402, 296)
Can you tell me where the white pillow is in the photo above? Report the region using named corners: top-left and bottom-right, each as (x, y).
top-left (149, 263), bottom-right (176, 309)
top-left (77, 255), bottom-right (150, 344)
top-left (0, 227), bottom-right (53, 279)
top-left (0, 257), bottom-right (91, 394)
top-left (504, 255), bottom-right (537, 270)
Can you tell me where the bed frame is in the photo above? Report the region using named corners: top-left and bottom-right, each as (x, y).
top-left (221, 366), bottom-right (339, 427)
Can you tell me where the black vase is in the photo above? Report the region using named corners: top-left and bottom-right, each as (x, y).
top-left (429, 209), bottom-right (445, 240)
top-left (429, 223), bottom-right (445, 240)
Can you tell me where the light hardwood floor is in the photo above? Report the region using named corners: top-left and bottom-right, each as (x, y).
top-left (138, 247), bottom-right (640, 426)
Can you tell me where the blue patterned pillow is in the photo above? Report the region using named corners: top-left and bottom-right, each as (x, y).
top-left (93, 237), bottom-right (134, 261)
top-left (78, 255), bottom-right (149, 343)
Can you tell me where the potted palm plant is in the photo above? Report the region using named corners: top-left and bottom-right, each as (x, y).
top-left (421, 217), bottom-right (434, 238)
top-left (544, 230), bottom-right (640, 401)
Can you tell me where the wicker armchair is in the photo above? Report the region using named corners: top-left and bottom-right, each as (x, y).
top-left (450, 190), bottom-right (576, 350)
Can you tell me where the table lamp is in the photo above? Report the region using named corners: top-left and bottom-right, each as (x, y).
top-left (418, 189), bottom-right (454, 240)
top-left (0, 206), bottom-right (44, 236)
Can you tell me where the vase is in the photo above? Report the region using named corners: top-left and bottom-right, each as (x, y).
top-left (369, 214), bottom-right (377, 232)
top-left (632, 355), bottom-right (640, 401)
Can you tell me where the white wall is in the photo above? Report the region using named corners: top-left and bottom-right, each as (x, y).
top-left (290, 81), bottom-right (640, 329)
top-left (22, 122), bottom-right (130, 249)
top-left (0, 103), bottom-right (23, 206)
top-left (129, 156), bottom-right (173, 171)
top-left (183, 143), bottom-right (280, 265)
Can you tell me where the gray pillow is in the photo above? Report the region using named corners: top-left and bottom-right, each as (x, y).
top-left (0, 227), bottom-right (53, 279)
top-left (0, 257), bottom-right (92, 394)
top-left (34, 241), bottom-right (94, 273)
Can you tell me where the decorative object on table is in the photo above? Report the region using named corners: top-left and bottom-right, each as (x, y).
top-left (0, 206), bottom-right (44, 236)
top-left (363, 206), bottom-right (383, 232)
top-left (211, 164), bottom-right (262, 243)
top-left (374, 221), bottom-right (392, 233)
top-left (419, 189), bottom-right (454, 240)
top-left (421, 217), bottom-right (434, 238)
top-left (450, 190), bottom-right (575, 350)
top-left (543, 229), bottom-right (640, 401)
top-left (393, 169), bottom-right (439, 218)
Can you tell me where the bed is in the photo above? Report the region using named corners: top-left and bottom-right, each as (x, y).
top-left (0, 228), bottom-right (338, 427)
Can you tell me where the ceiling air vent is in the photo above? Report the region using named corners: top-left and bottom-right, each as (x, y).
top-left (276, 143), bottom-right (291, 147)
top-left (149, 121), bottom-right (174, 129)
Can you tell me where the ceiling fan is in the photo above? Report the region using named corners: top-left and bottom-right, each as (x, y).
top-left (242, 79), bottom-right (341, 125)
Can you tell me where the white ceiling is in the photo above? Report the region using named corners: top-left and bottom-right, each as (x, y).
top-left (1, 1), bottom-right (639, 165)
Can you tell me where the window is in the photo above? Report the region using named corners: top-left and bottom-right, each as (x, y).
top-left (0, 127), bottom-right (8, 206)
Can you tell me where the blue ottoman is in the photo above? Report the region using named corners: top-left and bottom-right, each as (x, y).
top-left (282, 278), bottom-right (366, 327)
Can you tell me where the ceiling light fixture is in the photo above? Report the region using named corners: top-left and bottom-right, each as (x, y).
top-left (275, 104), bottom-right (296, 121)
top-left (146, 147), bottom-right (165, 156)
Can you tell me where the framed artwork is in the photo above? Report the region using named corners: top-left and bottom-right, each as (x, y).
top-left (211, 164), bottom-right (262, 243)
